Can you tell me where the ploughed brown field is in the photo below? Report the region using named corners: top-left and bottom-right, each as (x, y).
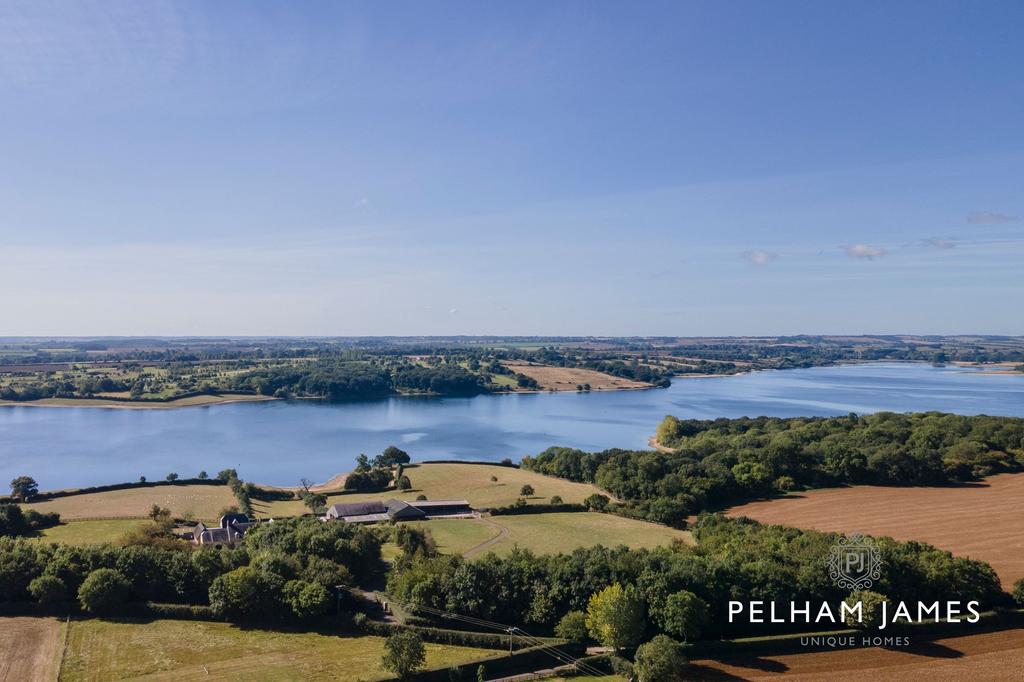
top-left (689, 628), bottom-right (1024, 681)
top-left (726, 473), bottom-right (1024, 588)
top-left (0, 617), bottom-right (63, 682)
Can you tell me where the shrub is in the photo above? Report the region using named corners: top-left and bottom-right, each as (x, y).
top-left (78, 569), bottom-right (130, 615)
top-left (28, 575), bottom-right (66, 604)
top-left (382, 630), bottom-right (426, 680)
top-left (634, 635), bottom-right (686, 682)
top-left (1011, 578), bottom-right (1024, 607)
top-left (844, 590), bottom-right (887, 629)
top-left (554, 610), bottom-right (588, 643)
top-left (520, 484), bottom-right (535, 496)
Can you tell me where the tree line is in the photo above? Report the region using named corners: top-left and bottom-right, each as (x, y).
top-left (0, 517), bottom-right (381, 620)
top-left (387, 514), bottom-right (1007, 644)
top-left (522, 412), bottom-right (1024, 525)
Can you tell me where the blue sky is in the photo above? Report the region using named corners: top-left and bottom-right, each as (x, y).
top-left (1, 1), bottom-right (1021, 336)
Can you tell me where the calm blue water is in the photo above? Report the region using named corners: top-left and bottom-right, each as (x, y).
top-left (2, 363), bottom-right (1023, 490)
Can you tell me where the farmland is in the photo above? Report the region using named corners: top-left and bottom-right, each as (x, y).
top-left (24, 483), bottom-right (237, 522)
top-left (33, 519), bottom-right (148, 545)
top-left (691, 628), bottom-right (1024, 681)
top-left (263, 462), bottom-right (612, 516)
top-left (725, 472), bottom-right (1024, 588)
top-left (0, 617), bottom-right (63, 682)
top-left (58, 618), bottom-right (499, 681)
top-left (402, 512), bottom-right (692, 558)
top-left (501, 360), bottom-right (652, 391)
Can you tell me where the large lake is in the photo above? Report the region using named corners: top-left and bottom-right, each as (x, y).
top-left (2, 362), bottom-right (1023, 490)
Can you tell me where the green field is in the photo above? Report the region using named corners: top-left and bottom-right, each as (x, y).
top-left (402, 513), bottom-right (691, 558)
top-left (263, 462), bottom-right (612, 516)
top-left (59, 618), bottom-right (500, 682)
top-left (483, 513), bottom-right (691, 556)
top-left (34, 519), bottom-right (148, 546)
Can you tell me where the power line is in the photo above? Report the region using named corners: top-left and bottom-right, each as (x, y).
top-left (402, 602), bottom-right (608, 678)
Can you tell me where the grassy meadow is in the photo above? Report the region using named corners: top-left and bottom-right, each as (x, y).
top-left (401, 513), bottom-right (692, 558)
top-left (262, 462), bottom-right (611, 516)
top-left (33, 519), bottom-right (148, 545)
top-left (59, 618), bottom-right (500, 681)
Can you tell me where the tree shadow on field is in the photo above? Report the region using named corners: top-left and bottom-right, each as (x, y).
top-left (894, 640), bottom-right (964, 659)
top-left (685, 657), bottom-right (790, 680)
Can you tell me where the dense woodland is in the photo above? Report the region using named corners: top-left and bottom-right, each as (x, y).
top-left (522, 412), bottom-right (1024, 526)
top-left (388, 514), bottom-right (1007, 640)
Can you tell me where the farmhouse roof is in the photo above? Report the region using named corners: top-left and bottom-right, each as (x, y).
top-left (408, 499), bottom-right (471, 509)
top-left (328, 501), bottom-right (387, 517)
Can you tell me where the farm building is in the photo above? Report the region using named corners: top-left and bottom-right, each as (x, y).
top-left (325, 498), bottom-right (472, 524)
top-left (193, 513), bottom-right (264, 545)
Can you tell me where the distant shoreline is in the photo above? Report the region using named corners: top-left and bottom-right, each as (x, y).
top-left (2, 361), bottom-right (1019, 410)
top-left (0, 393), bottom-right (278, 410)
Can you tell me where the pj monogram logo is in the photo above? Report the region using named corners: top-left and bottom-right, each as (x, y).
top-left (827, 533), bottom-right (882, 590)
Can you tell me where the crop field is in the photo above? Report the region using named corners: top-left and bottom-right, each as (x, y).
top-left (691, 628), bottom-right (1024, 680)
top-left (502, 360), bottom-right (651, 391)
top-left (59, 618), bottom-right (500, 681)
top-left (0, 617), bottom-right (63, 682)
top-left (24, 484), bottom-right (237, 522)
top-left (265, 462), bottom-right (612, 516)
top-left (725, 472), bottom-right (1024, 588)
top-left (34, 519), bottom-right (148, 545)
top-left (402, 512), bottom-right (692, 558)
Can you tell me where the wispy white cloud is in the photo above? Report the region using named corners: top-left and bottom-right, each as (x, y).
top-left (967, 211), bottom-right (1017, 224)
top-left (842, 244), bottom-right (886, 260)
top-left (922, 237), bottom-right (956, 250)
top-left (742, 250), bottom-right (777, 266)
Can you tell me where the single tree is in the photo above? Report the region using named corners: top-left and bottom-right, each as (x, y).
top-left (549, 495), bottom-right (563, 505)
top-left (78, 568), bottom-right (130, 615)
top-left (303, 492), bottom-right (328, 514)
top-left (634, 635), bottom-right (687, 682)
top-left (10, 476), bottom-right (38, 501)
top-left (197, 470), bottom-right (208, 480)
top-left (166, 472), bottom-right (179, 482)
top-left (662, 590), bottom-right (709, 641)
top-left (520, 484), bottom-right (535, 496)
top-left (396, 475), bottom-right (412, 491)
top-left (147, 504), bottom-right (171, 522)
top-left (381, 630), bottom-right (426, 680)
top-left (490, 475), bottom-right (498, 483)
top-left (217, 468), bottom-right (238, 482)
top-left (584, 494), bottom-right (609, 511)
top-left (1013, 577), bottom-right (1024, 607)
top-left (585, 583), bottom-right (645, 650)
top-left (381, 445), bottom-right (411, 465)
top-left (139, 475), bottom-right (146, 483)
top-left (355, 454), bottom-right (371, 472)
